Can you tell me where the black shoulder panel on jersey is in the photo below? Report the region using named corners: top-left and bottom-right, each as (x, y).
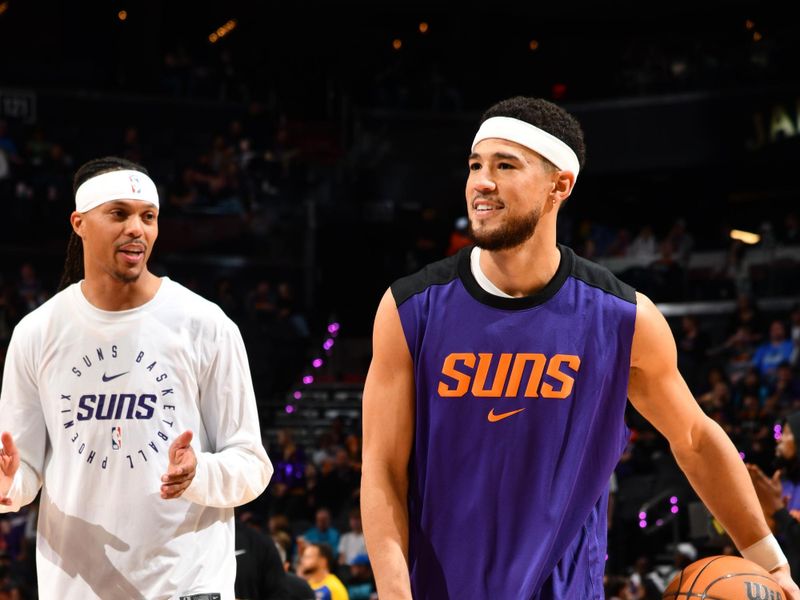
top-left (391, 248), bottom-right (465, 307)
top-left (569, 248), bottom-right (637, 304)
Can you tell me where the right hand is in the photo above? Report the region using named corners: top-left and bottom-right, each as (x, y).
top-left (0, 431), bottom-right (20, 506)
top-left (770, 563), bottom-right (800, 600)
top-left (746, 463), bottom-right (785, 515)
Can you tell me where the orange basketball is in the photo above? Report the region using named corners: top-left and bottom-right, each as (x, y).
top-left (663, 555), bottom-right (782, 599)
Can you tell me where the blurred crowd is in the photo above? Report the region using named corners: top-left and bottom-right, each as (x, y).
top-left (152, 14), bottom-right (792, 111)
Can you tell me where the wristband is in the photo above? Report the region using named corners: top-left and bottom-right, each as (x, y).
top-left (741, 534), bottom-right (789, 572)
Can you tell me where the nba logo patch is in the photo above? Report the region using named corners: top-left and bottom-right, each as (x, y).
top-left (111, 427), bottom-right (122, 450)
top-left (129, 174), bottom-right (141, 194)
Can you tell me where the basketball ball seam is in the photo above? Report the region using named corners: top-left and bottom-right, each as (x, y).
top-left (701, 572), bottom-right (781, 597)
top-left (687, 556), bottom-right (726, 595)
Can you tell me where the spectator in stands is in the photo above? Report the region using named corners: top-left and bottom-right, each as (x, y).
top-left (234, 517), bottom-right (292, 600)
top-left (696, 365), bottom-right (729, 398)
top-left (768, 363), bottom-right (800, 410)
top-left (15, 263), bottom-right (47, 313)
top-left (346, 553), bottom-right (376, 600)
top-left (246, 279), bottom-right (277, 325)
top-left (312, 432), bottom-right (338, 467)
top-left (273, 529), bottom-right (293, 568)
top-left (715, 238), bottom-right (750, 298)
top-left (303, 508), bottom-right (341, 556)
top-left (606, 227), bottom-right (632, 257)
top-left (293, 536), bottom-right (309, 573)
top-left (268, 532), bottom-right (316, 600)
top-left (728, 294), bottom-right (765, 341)
top-left (713, 325), bottom-right (759, 386)
top-left (32, 142), bottom-right (74, 222)
top-left (299, 543), bottom-right (349, 600)
top-left (338, 508), bottom-right (367, 566)
top-left (334, 447), bottom-right (360, 504)
top-left (604, 575), bottom-right (639, 600)
top-left (269, 513), bottom-right (292, 537)
top-left (748, 411), bottom-right (800, 579)
top-left (753, 321), bottom-right (796, 384)
top-left (264, 120), bottom-right (300, 184)
top-left (628, 224), bottom-right (658, 261)
top-left (696, 376), bottom-right (731, 417)
top-left (640, 543), bottom-right (697, 596)
top-left (277, 281), bottom-right (310, 338)
top-left (270, 430), bottom-right (308, 519)
top-left (665, 218), bottom-right (694, 267)
top-left (344, 434), bottom-right (362, 471)
top-left (628, 556), bottom-right (662, 599)
top-left (731, 367), bottom-right (766, 418)
top-left (446, 216), bottom-right (472, 256)
top-left (649, 240), bottom-right (685, 301)
top-left (24, 126), bottom-right (52, 169)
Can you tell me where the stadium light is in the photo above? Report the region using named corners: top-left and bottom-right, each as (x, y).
top-left (730, 229), bottom-right (760, 244)
top-left (209, 19), bottom-right (237, 44)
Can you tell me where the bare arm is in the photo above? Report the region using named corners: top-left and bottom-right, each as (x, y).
top-left (361, 289), bottom-right (415, 600)
top-left (629, 292), bottom-right (769, 548)
top-left (628, 293), bottom-right (798, 596)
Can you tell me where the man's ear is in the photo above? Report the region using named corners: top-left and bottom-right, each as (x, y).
top-left (553, 171), bottom-right (576, 201)
top-left (70, 211), bottom-right (84, 237)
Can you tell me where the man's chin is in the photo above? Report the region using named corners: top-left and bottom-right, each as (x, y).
top-left (467, 214), bottom-right (538, 252)
top-left (470, 229), bottom-right (535, 252)
top-left (112, 271), bottom-right (142, 284)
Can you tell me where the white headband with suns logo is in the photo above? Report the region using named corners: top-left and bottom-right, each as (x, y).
top-left (471, 116), bottom-right (580, 179)
top-left (74, 169), bottom-right (159, 213)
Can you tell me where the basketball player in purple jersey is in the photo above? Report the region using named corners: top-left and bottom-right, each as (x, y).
top-left (360, 97), bottom-right (800, 599)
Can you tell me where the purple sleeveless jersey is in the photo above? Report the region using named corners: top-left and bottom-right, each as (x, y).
top-left (391, 245), bottom-right (637, 599)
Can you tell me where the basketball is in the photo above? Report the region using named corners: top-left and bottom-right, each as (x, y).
top-left (663, 555), bottom-right (782, 599)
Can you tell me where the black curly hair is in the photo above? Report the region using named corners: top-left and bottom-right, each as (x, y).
top-left (58, 156), bottom-right (149, 291)
top-left (480, 96), bottom-right (586, 171)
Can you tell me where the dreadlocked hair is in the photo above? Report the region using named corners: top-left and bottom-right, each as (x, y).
top-left (57, 156), bottom-right (149, 291)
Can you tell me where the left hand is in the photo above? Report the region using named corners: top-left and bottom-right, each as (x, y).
top-left (770, 563), bottom-right (800, 600)
top-left (161, 430), bottom-right (197, 500)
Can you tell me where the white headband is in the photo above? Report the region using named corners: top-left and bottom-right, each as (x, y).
top-left (471, 116), bottom-right (580, 179)
top-left (74, 169), bottom-right (159, 213)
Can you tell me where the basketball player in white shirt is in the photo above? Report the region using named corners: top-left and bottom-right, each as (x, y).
top-left (0, 156), bottom-right (273, 600)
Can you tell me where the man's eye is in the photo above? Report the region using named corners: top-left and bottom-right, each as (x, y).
top-left (469, 163), bottom-right (481, 171)
top-left (498, 163), bottom-right (514, 169)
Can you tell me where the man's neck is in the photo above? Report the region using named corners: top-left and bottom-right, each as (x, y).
top-left (80, 271), bottom-right (162, 311)
top-left (478, 230), bottom-right (561, 297)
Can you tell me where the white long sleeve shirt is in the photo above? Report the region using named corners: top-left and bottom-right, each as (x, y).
top-left (0, 278), bottom-right (273, 599)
